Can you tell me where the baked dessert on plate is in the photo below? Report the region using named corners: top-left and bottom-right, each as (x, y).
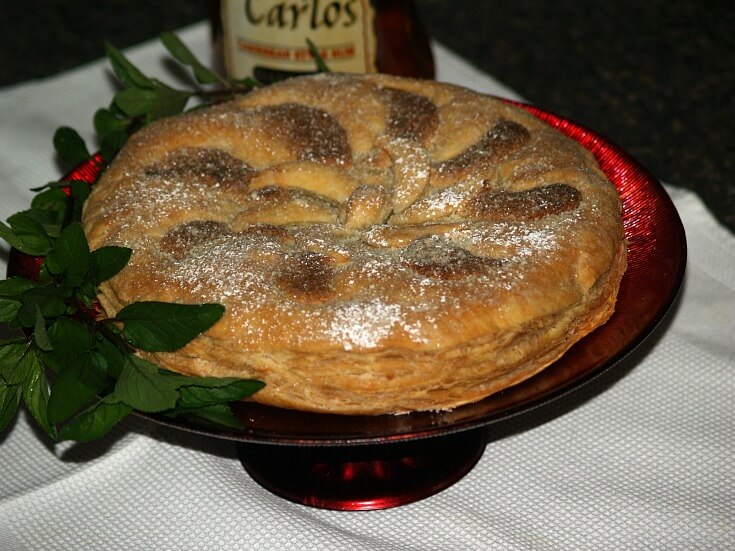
top-left (82, 73), bottom-right (626, 414)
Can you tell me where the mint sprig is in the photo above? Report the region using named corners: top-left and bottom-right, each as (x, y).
top-left (0, 214), bottom-right (263, 440)
top-left (53, 127), bottom-right (92, 166)
top-left (0, 31), bottom-right (325, 442)
top-left (115, 302), bottom-right (226, 352)
top-left (94, 33), bottom-right (261, 164)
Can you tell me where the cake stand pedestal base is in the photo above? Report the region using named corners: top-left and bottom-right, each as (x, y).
top-left (237, 428), bottom-right (487, 510)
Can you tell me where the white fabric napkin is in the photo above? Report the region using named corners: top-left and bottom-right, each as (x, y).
top-left (1, 22), bottom-right (733, 551)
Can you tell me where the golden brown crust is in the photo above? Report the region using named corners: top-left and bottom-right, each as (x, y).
top-left (82, 74), bottom-right (626, 414)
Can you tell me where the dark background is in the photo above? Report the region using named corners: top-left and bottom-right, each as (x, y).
top-left (3, 0), bottom-right (733, 233)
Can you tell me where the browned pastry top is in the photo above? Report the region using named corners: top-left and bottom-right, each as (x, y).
top-left (82, 74), bottom-right (626, 414)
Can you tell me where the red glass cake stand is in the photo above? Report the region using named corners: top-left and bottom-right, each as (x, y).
top-left (7, 103), bottom-right (686, 511)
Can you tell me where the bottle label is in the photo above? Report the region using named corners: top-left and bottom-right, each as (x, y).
top-left (221, 0), bottom-right (377, 82)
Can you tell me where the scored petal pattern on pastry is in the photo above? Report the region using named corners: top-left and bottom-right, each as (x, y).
top-left (465, 183), bottom-right (582, 222)
top-left (144, 147), bottom-right (257, 189)
top-left (381, 86), bottom-right (439, 145)
top-left (402, 237), bottom-right (504, 280)
top-left (431, 119), bottom-right (531, 186)
top-left (87, 74), bottom-right (602, 305)
top-left (82, 74), bottom-right (625, 414)
top-left (258, 103), bottom-right (352, 166)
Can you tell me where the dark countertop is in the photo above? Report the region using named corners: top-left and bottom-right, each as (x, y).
top-left (3, 0), bottom-right (733, 233)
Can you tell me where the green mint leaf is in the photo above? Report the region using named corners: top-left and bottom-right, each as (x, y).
top-left (113, 87), bottom-right (157, 118)
top-left (21, 348), bottom-right (56, 438)
top-left (33, 306), bottom-right (53, 351)
top-left (31, 185), bottom-right (69, 204)
top-left (17, 285), bottom-right (70, 328)
top-left (117, 301), bottom-right (225, 352)
top-left (93, 107), bottom-right (132, 135)
top-left (160, 31), bottom-right (222, 85)
top-left (99, 130), bottom-right (130, 162)
top-left (176, 379), bottom-right (265, 410)
top-left (53, 126), bottom-right (91, 166)
top-left (113, 86), bottom-right (191, 123)
top-left (2, 214), bottom-right (52, 256)
top-left (6, 214), bottom-right (52, 255)
top-left (39, 265), bottom-right (55, 285)
top-left (113, 354), bottom-right (179, 412)
top-left (0, 335), bottom-right (29, 346)
top-left (30, 188), bottom-right (68, 230)
top-left (90, 246), bottom-right (132, 283)
top-left (93, 333), bottom-right (126, 379)
top-left (182, 403), bottom-right (244, 430)
top-left (58, 395), bottom-right (132, 442)
top-left (94, 108), bottom-right (133, 161)
top-left (0, 221), bottom-right (23, 250)
top-left (0, 378), bottom-right (21, 432)
top-left (104, 42), bottom-right (155, 89)
top-left (0, 341), bottom-right (32, 386)
top-left (75, 280), bottom-right (98, 308)
top-left (44, 222), bottom-right (90, 285)
top-left (10, 208), bottom-right (62, 239)
top-left (47, 351), bottom-right (108, 424)
top-left (42, 318), bottom-right (95, 373)
top-left (148, 87), bottom-right (192, 122)
top-left (0, 276), bottom-right (37, 297)
top-left (67, 181), bottom-right (91, 224)
top-left (17, 303), bottom-right (45, 328)
top-left (161, 371), bottom-right (256, 389)
top-left (0, 298), bottom-right (21, 324)
top-left (306, 39), bottom-right (331, 73)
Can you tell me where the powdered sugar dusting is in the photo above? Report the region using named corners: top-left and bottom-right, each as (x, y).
top-left (326, 298), bottom-right (424, 351)
top-left (171, 236), bottom-right (267, 300)
top-left (420, 183), bottom-right (473, 217)
top-left (449, 221), bottom-right (562, 259)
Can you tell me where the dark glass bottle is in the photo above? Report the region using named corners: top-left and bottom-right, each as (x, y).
top-left (211, 0), bottom-right (434, 84)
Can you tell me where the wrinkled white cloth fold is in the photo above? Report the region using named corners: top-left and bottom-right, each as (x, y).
top-left (0, 22), bottom-right (733, 551)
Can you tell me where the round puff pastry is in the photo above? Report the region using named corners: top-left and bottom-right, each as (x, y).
top-left (82, 73), bottom-right (626, 414)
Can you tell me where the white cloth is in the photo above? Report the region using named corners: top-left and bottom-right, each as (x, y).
top-left (0, 23), bottom-right (733, 551)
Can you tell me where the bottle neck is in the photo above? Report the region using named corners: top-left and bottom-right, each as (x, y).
top-left (373, 0), bottom-right (434, 79)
